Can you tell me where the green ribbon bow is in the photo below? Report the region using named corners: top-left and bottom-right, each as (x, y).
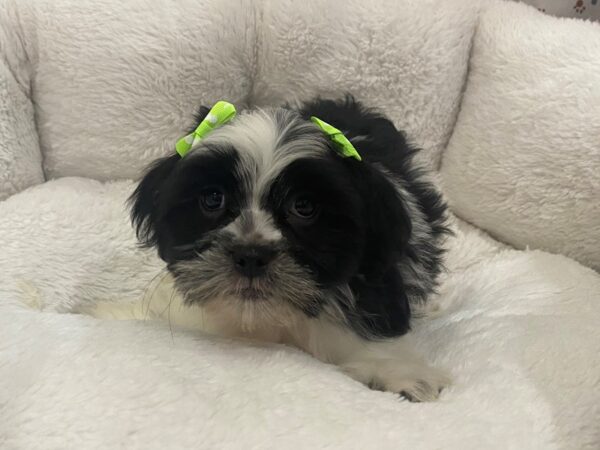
top-left (175, 101), bottom-right (237, 157)
top-left (310, 116), bottom-right (362, 161)
top-left (174, 102), bottom-right (360, 162)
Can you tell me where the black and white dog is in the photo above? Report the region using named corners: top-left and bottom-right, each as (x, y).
top-left (130, 96), bottom-right (450, 401)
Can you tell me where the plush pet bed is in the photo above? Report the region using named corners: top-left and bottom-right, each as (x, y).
top-left (1, 0), bottom-right (599, 448)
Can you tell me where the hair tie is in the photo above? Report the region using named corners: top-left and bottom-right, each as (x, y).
top-left (175, 101), bottom-right (237, 157)
top-left (310, 116), bottom-right (362, 161)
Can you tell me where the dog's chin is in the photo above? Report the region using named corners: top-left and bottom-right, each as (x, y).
top-left (195, 283), bottom-right (307, 333)
top-left (230, 274), bottom-right (275, 301)
top-left (237, 286), bottom-right (270, 301)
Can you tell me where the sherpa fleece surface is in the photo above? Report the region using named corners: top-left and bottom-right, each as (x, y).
top-left (1, 179), bottom-right (599, 449)
top-left (0, 0), bottom-right (599, 449)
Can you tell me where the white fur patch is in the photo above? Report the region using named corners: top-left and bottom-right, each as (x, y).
top-left (87, 272), bottom-right (448, 401)
top-left (224, 208), bottom-right (282, 243)
top-left (198, 108), bottom-right (327, 208)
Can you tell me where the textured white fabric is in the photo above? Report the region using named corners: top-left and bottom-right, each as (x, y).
top-left (441, 1), bottom-right (600, 271)
top-left (1, 178), bottom-right (599, 449)
top-left (253, 0), bottom-right (480, 170)
top-left (2, 0), bottom-right (479, 181)
top-left (0, 179), bottom-right (162, 313)
top-left (1, 0), bottom-right (600, 448)
top-left (0, 2), bottom-right (44, 200)
top-left (521, 0), bottom-right (600, 20)
top-left (3, 0), bottom-right (256, 181)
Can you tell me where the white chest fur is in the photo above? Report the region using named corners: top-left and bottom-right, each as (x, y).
top-left (82, 273), bottom-right (449, 401)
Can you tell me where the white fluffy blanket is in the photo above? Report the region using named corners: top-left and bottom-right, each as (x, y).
top-left (1, 179), bottom-right (599, 449)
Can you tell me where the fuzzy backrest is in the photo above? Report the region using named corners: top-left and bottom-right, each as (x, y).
top-left (2, 0), bottom-right (257, 181)
top-left (0, 1), bottom-right (44, 200)
top-left (251, 0), bottom-right (480, 170)
top-left (0, 0), bottom-right (479, 184)
top-left (441, 1), bottom-right (600, 270)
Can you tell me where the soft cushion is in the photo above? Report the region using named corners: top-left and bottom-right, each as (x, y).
top-left (1, 179), bottom-right (599, 448)
top-left (521, 0), bottom-right (600, 20)
top-left (0, 5), bottom-right (44, 200)
top-left (441, 1), bottom-right (600, 271)
top-left (254, 0), bottom-right (480, 169)
top-left (3, 0), bottom-right (257, 181)
top-left (0, 179), bottom-right (161, 311)
top-left (2, 0), bottom-right (480, 182)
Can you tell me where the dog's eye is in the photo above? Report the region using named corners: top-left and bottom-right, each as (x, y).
top-left (199, 188), bottom-right (225, 212)
top-left (289, 195), bottom-right (318, 219)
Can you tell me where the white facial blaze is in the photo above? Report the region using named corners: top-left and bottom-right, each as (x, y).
top-left (197, 107), bottom-right (328, 216)
top-left (224, 208), bottom-right (282, 245)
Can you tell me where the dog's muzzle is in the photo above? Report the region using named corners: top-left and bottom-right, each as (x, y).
top-left (231, 244), bottom-right (278, 278)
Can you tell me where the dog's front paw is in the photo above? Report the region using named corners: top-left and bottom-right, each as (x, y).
top-left (345, 360), bottom-right (451, 402)
top-left (378, 367), bottom-right (450, 402)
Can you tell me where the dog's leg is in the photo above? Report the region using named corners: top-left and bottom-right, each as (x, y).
top-left (338, 337), bottom-right (450, 402)
top-left (305, 319), bottom-right (450, 402)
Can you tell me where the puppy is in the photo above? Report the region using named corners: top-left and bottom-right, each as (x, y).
top-left (130, 96), bottom-right (450, 401)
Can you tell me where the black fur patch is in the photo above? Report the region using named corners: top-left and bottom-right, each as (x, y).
top-left (300, 97), bottom-right (449, 292)
top-left (129, 147), bottom-right (242, 262)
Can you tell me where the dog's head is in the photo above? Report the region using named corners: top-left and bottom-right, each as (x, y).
top-left (130, 103), bottom-right (414, 331)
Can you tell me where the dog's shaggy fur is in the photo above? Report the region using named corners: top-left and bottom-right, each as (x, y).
top-left (130, 96), bottom-right (450, 401)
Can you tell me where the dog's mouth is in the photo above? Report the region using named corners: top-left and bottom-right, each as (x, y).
top-left (231, 276), bottom-right (273, 301)
top-left (238, 287), bottom-right (268, 300)
top-left (171, 249), bottom-right (321, 309)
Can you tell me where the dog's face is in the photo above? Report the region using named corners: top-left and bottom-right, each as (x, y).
top-left (131, 106), bottom-right (412, 329)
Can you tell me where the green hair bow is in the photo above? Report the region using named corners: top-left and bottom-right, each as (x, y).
top-left (310, 116), bottom-right (362, 161)
top-left (175, 101), bottom-right (237, 157)
top-left (173, 101), bottom-right (361, 162)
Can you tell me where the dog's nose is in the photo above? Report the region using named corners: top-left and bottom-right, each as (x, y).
top-left (232, 246), bottom-right (277, 278)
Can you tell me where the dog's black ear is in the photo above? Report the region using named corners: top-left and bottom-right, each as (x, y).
top-left (342, 163), bottom-right (414, 338)
top-left (299, 95), bottom-right (413, 277)
top-left (342, 165), bottom-right (413, 338)
top-left (129, 104), bottom-right (211, 254)
top-left (129, 155), bottom-right (180, 251)
top-left (358, 165), bottom-right (412, 281)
